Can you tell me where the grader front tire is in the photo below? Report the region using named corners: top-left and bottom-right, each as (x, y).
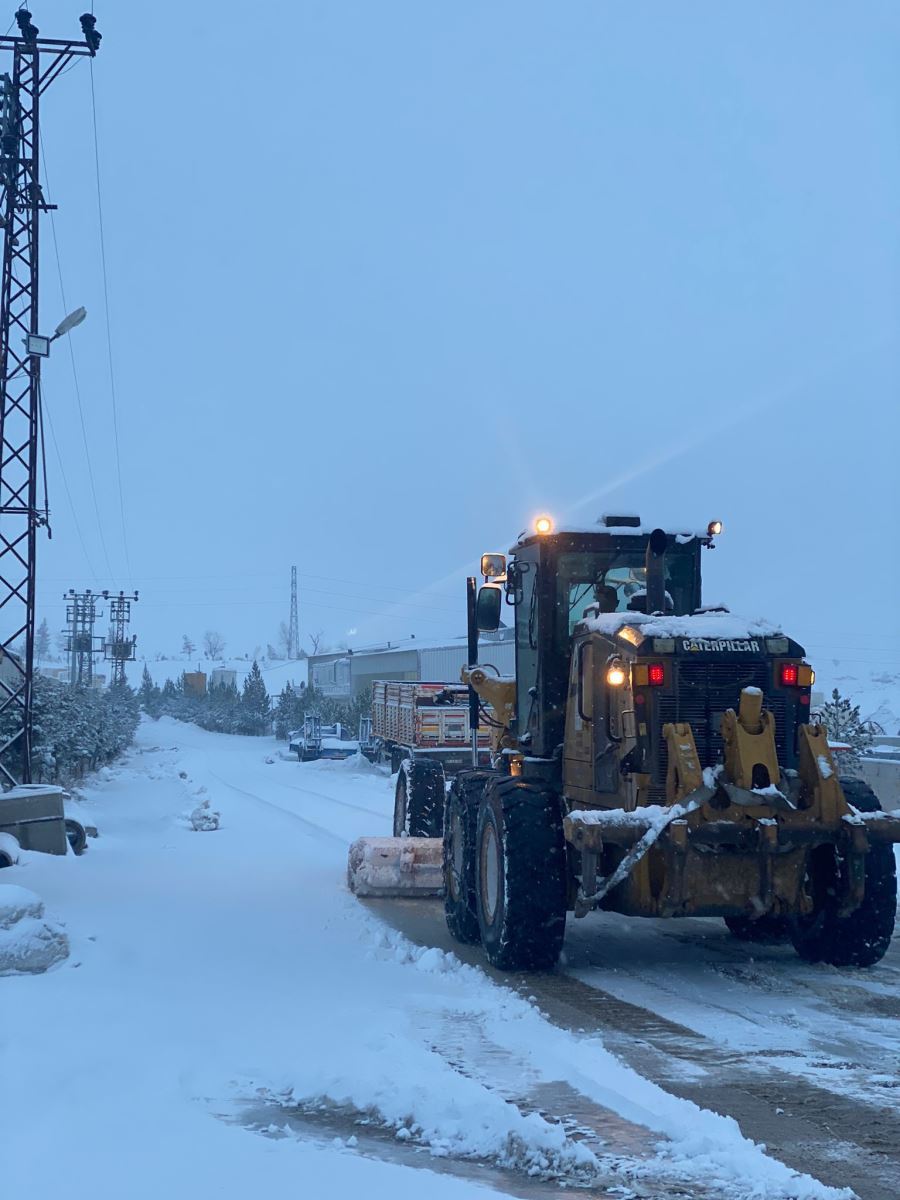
top-left (790, 780), bottom-right (896, 968)
top-left (475, 778), bottom-right (567, 971)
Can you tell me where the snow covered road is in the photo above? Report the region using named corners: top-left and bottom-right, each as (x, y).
top-left (2, 718), bottom-right (895, 1199)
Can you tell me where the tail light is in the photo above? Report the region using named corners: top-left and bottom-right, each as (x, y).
top-left (780, 663), bottom-right (799, 686)
top-left (648, 663), bottom-right (665, 686)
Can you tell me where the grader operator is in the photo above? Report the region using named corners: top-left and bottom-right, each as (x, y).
top-left (349, 513), bottom-right (899, 973)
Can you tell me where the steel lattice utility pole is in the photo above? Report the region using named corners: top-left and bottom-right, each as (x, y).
top-left (0, 13), bottom-right (100, 785)
top-left (288, 565), bottom-right (300, 660)
top-left (104, 589), bottom-right (138, 686)
top-left (64, 588), bottom-right (104, 687)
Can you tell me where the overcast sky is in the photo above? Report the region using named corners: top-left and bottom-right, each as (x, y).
top-left (26, 1), bottom-right (900, 675)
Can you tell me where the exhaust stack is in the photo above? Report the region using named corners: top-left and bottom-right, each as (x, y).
top-left (645, 528), bottom-right (668, 615)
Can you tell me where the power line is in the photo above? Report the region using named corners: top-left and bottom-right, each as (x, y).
top-left (40, 134), bottom-right (116, 580)
top-left (89, 57), bottom-right (131, 578)
top-left (38, 385), bottom-right (100, 579)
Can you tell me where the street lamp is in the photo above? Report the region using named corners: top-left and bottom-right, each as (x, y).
top-left (25, 306), bottom-right (87, 357)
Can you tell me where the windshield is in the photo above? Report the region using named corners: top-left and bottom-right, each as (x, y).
top-left (558, 548), bottom-right (695, 636)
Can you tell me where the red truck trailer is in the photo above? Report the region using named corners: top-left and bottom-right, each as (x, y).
top-left (370, 680), bottom-right (490, 838)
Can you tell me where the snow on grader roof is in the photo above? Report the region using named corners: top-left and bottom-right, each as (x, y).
top-left (513, 512), bottom-right (720, 547)
top-left (580, 609), bottom-right (784, 641)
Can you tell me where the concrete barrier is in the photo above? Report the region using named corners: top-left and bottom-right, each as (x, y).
top-left (0, 785), bottom-right (67, 854)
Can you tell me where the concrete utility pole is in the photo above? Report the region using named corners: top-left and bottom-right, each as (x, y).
top-left (0, 10), bottom-right (102, 785)
top-left (64, 589), bottom-right (104, 687)
top-left (104, 590), bottom-right (138, 686)
top-left (288, 565), bottom-right (300, 660)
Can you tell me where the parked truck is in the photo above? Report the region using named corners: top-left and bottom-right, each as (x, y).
top-left (370, 680), bottom-right (492, 838)
top-left (289, 716), bottom-right (359, 762)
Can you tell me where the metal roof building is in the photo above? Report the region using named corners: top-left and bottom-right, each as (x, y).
top-left (308, 628), bottom-right (514, 701)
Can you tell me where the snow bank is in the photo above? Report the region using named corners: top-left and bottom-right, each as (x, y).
top-left (0, 884), bottom-right (68, 975)
top-left (315, 751), bottom-right (380, 775)
top-left (265, 921), bottom-right (850, 1200)
top-left (0, 830), bottom-right (20, 866)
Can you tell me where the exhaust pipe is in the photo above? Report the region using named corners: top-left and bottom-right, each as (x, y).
top-left (645, 528), bottom-right (668, 615)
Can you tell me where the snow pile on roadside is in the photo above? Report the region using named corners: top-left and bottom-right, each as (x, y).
top-left (315, 751), bottom-right (381, 775)
top-left (261, 922), bottom-right (851, 1200)
top-left (190, 792), bottom-right (220, 832)
top-left (0, 831), bottom-right (20, 866)
top-left (0, 883), bottom-right (68, 975)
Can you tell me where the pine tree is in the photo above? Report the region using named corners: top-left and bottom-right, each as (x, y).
top-left (182, 634), bottom-right (196, 659)
top-left (138, 665), bottom-right (163, 719)
top-left (813, 688), bottom-right (876, 774)
top-left (23, 676), bottom-right (140, 785)
top-left (273, 683), bottom-right (302, 740)
top-left (240, 660), bottom-right (270, 735)
top-left (35, 618), bottom-right (51, 663)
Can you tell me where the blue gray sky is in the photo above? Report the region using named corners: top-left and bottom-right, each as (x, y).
top-left (29, 1), bottom-right (900, 675)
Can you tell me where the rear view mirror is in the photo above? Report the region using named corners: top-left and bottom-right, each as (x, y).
top-left (476, 585), bottom-right (502, 632)
top-left (481, 553), bottom-right (507, 580)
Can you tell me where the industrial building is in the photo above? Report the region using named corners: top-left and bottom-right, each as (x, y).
top-left (307, 628), bottom-right (514, 701)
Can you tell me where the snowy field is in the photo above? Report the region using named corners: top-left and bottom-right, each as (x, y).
top-left (2, 718), bottom-right (899, 1200)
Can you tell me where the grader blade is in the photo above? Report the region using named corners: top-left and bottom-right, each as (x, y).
top-left (347, 836), bottom-right (444, 898)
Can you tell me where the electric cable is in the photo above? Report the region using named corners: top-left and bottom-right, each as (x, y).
top-left (89, 56), bottom-right (131, 577)
top-left (40, 134), bottom-right (116, 580)
top-left (39, 380), bottom-right (99, 578)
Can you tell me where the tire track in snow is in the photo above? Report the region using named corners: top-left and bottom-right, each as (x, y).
top-left (269, 774), bottom-right (387, 820)
top-left (208, 772), bottom-right (349, 847)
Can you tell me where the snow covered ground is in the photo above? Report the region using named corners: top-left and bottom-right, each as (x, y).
top-left (2, 718), bottom-right (896, 1199)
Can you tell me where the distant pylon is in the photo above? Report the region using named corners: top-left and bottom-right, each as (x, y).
top-left (104, 591), bottom-right (139, 686)
top-left (64, 590), bottom-right (104, 687)
top-left (288, 566), bottom-right (300, 659)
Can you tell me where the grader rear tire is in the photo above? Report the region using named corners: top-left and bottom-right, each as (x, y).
top-left (475, 777), bottom-right (567, 971)
top-left (443, 771), bottom-right (492, 945)
top-left (393, 759), bottom-right (445, 838)
top-left (790, 779), bottom-right (896, 968)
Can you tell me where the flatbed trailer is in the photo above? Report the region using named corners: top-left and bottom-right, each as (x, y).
top-left (370, 680), bottom-right (490, 837)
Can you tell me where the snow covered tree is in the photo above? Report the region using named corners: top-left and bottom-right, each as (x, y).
top-left (812, 688), bottom-right (876, 775)
top-left (182, 634), bottom-right (196, 659)
top-left (273, 683), bottom-right (303, 739)
top-left (160, 677), bottom-right (179, 717)
top-left (22, 677), bottom-right (140, 785)
top-left (203, 630), bottom-right (225, 659)
top-left (239, 660), bottom-right (270, 735)
top-left (203, 680), bottom-right (241, 734)
top-left (138, 665), bottom-right (162, 719)
top-left (35, 618), bottom-right (51, 663)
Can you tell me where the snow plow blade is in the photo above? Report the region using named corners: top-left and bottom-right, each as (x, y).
top-left (347, 837), bottom-right (444, 898)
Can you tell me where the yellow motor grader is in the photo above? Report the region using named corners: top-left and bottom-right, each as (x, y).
top-left (351, 514), bottom-right (900, 972)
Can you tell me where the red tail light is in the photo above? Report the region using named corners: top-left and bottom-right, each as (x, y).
top-left (648, 663), bottom-right (665, 686)
top-left (780, 663), bottom-right (799, 686)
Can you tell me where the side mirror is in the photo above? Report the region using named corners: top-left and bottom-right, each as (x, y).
top-left (481, 553), bottom-right (507, 580)
top-left (476, 585), bottom-right (502, 632)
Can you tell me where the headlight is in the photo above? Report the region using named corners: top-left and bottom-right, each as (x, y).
top-left (606, 662), bottom-right (626, 687)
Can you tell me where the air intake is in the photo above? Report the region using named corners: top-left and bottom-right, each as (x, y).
top-left (600, 513), bottom-right (641, 528)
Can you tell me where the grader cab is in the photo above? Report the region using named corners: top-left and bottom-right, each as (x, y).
top-left (440, 514), bottom-right (900, 970)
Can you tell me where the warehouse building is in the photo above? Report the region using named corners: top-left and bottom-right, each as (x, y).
top-left (307, 627), bottom-right (514, 702)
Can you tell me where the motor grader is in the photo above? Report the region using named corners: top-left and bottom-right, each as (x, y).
top-left (350, 513), bottom-right (899, 972)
